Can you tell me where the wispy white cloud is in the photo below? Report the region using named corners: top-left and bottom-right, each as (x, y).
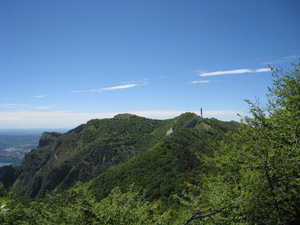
top-left (102, 84), bottom-right (138, 91)
top-left (72, 82), bottom-right (144, 94)
top-left (103, 79), bottom-right (148, 91)
top-left (121, 79), bottom-right (148, 84)
top-left (262, 55), bottom-right (299, 65)
top-left (200, 69), bottom-right (251, 76)
top-left (255, 68), bottom-right (270, 73)
top-left (194, 70), bottom-right (207, 74)
top-left (71, 90), bottom-right (89, 93)
top-left (0, 104), bottom-right (30, 108)
top-left (284, 55), bottom-right (299, 60)
top-left (32, 106), bottom-right (50, 110)
top-left (198, 68), bottom-right (271, 77)
top-left (71, 89), bottom-right (101, 93)
top-left (188, 80), bottom-right (210, 84)
top-left (34, 95), bottom-right (45, 98)
top-left (0, 103), bottom-right (52, 110)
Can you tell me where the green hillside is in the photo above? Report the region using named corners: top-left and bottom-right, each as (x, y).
top-left (0, 112), bottom-right (239, 224)
top-left (0, 113), bottom-right (237, 200)
top-left (5, 114), bottom-right (168, 198)
top-left (89, 116), bottom-right (238, 203)
top-left (0, 112), bottom-right (236, 199)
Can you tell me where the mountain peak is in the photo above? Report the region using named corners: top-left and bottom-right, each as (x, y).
top-left (113, 113), bottom-right (137, 119)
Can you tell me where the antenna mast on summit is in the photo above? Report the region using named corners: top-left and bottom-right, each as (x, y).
top-left (200, 107), bottom-right (203, 118)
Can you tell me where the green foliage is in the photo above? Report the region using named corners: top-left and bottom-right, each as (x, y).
top-left (0, 106), bottom-right (239, 224)
top-left (2, 112), bottom-right (236, 200)
top-left (8, 115), bottom-right (173, 198)
top-left (93, 186), bottom-right (168, 224)
top-left (89, 142), bottom-right (184, 202)
top-left (0, 181), bottom-right (171, 224)
top-left (3, 63), bottom-right (299, 224)
top-left (88, 116), bottom-right (236, 204)
top-left (181, 62), bottom-right (300, 224)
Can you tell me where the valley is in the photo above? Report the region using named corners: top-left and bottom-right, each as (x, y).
top-left (0, 133), bottom-right (41, 165)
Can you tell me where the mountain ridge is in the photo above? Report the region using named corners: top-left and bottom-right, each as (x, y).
top-left (0, 113), bottom-right (238, 199)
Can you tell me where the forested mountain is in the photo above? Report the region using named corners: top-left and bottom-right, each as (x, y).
top-left (88, 116), bottom-right (238, 203)
top-left (0, 112), bottom-right (237, 199)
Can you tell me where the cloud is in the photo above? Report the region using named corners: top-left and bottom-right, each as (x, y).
top-left (198, 68), bottom-right (271, 77)
top-left (254, 68), bottom-right (270, 73)
top-left (0, 104), bottom-right (30, 108)
top-left (194, 70), bottom-right (207, 74)
top-left (34, 95), bottom-right (45, 98)
top-left (0, 110), bottom-right (244, 129)
top-left (0, 103), bottom-right (52, 110)
top-left (71, 90), bottom-right (88, 93)
top-left (284, 55), bottom-right (299, 60)
top-left (33, 106), bottom-right (50, 110)
top-left (102, 84), bottom-right (138, 91)
top-left (71, 89), bottom-right (101, 93)
top-left (122, 79), bottom-right (149, 84)
top-left (262, 55), bottom-right (299, 65)
top-left (188, 80), bottom-right (210, 84)
top-left (72, 83), bottom-right (141, 93)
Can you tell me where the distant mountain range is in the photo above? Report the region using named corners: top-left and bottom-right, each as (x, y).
top-left (0, 113), bottom-right (239, 202)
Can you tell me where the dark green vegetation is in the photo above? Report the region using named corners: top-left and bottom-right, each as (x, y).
top-left (1, 112), bottom-right (236, 199)
top-left (0, 111), bottom-right (236, 198)
top-left (0, 63), bottom-right (299, 224)
top-left (178, 63), bottom-right (300, 224)
top-left (89, 116), bottom-right (236, 203)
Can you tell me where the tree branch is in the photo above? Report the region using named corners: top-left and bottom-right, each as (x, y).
top-left (183, 204), bottom-right (231, 225)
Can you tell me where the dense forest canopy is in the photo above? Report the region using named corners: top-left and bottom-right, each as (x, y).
top-left (0, 63), bottom-right (299, 224)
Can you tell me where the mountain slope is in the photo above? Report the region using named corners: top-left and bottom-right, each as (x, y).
top-left (88, 115), bottom-right (238, 203)
top-left (4, 114), bottom-right (166, 197)
top-left (0, 113), bottom-right (238, 199)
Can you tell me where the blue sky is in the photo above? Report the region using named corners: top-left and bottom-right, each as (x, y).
top-left (1, 0), bottom-right (299, 129)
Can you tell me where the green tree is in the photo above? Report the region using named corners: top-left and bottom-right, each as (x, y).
top-left (93, 186), bottom-right (171, 224)
top-left (0, 181), bottom-right (171, 224)
top-left (182, 62), bottom-right (300, 224)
